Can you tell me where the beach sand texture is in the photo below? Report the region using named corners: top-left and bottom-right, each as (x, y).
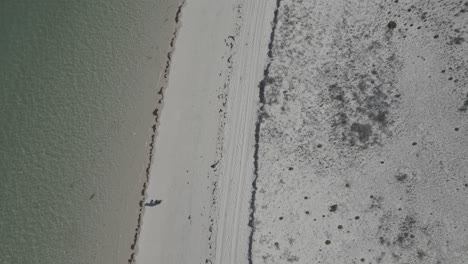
top-left (2, 0), bottom-right (465, 263)
top-left (135, 0), bottom-right (275, 263)
top-left (136, 0), bottom-right (468, 264)
top-left (253, 1), bottom-right (468, 263)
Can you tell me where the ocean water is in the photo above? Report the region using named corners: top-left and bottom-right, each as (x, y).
top-left (0, 1), bottom-right (178, 263)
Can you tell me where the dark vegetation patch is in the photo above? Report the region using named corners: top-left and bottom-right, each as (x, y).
top-left (387, 21), bottom-right (397, 29)
top-left (394, 215), bottom-right (417, 248)
top-left (350, 123), bottom-right (373, 143)
top-left (376, 210), bottom-right (440, 263)
top-left (447, 36), bottom-right (465, 45)
top-left (395, 173), bottom-right (408, 182)
top-left (286, 255), bottom-right (299, 263)
top-left (458, 94), bottom-right (468, 112)
top-left (317, 17), bottom-right (402, 150)
top-left (370, 195), bottom-right (384, 210)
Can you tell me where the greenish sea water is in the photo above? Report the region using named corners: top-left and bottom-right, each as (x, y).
top-left (0, 1), bottom-right (178, 263)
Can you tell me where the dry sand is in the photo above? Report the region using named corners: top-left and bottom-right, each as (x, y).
top-left (135, 0), bottom-right (468, 263)
top-left (135, 0), bottom-right (274, 263)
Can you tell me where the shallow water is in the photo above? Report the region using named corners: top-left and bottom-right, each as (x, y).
top-left (0, 1), bottom-right (178, 263)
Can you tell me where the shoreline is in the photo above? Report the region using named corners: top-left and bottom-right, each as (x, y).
top-left (0, 1), bottom-right (186, 263)
top-left (128, 1), bottom-right (185, 263)
top-left (134, 0), bottom-right (277, 263)
top-left (134, 0), bottom-right (230, 259)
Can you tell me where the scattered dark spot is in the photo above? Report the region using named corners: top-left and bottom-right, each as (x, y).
top-left (288, 167), bottom-right (294, 171)
top-left (372, 111), bottom-right (388, 124)
top-left (376, 252), bottom-right (386, 263)
top-left (210, 161), bottom-right (219, 168)
top-left (355, 216), bottom-right (360, 220)
top-left (412, 142), bottom-right (417, 146)
top-left (387, 21), bottom-right (397, 29)
top-left (417, 250), bottom-right (426, 259)
top-left (357, 80), bottom-right (367, 91)
top-left (448, 36), bottom-right (465, 45)
top-left (395, 173), bottom-right (408, 182)
top-left (274, 242), bottom-right (280, 250)
top-left (350, 123), bottom-right (373, 143)
top-left (345, 183), bottom-right (351, 188)
top-left (317, 144), bottom-right (323, 148)
top-left (394, 215), bottom-right (417, 248)
top-left (338, 225), bottom-right (343, 229)
top-left (420, 12), bottom-right (428, 20)
top-left (89, 193), bottom-right (96, 200)
top-left (329, 204), bottom-right (338, 212)
top-left (370, 196), bottom-right (384, 209)
top-left (329, 84), bottom-right (345, 101)
top-left (392, 253), bottom-right (401, 261)
top-left (304, 196), bottom-right (309, 200)
top-left (379, 236), bottom-right (386, 245)
top-left (287, 255), bottom-right (299, 262)
top-left (305, 211), bottom-right (310, 215)
top-left (325, 240), bottom-right (331, 245)
top-left (448, 77), bottom-right (453, 80)
top-left (380, 161), bottom-right (385, 164)
top-left (264, 76), bottom-right (275, 85)
top-left (434, 35), bottom-right (439, 39)
top-left (361, 258), bottom-right (365, 262)
top-left (458, 95), bottom-right (468, 112)
top-left (335, 113), bottom-right (347, 126)
top-left (279, 216), bottom-right (284, 220)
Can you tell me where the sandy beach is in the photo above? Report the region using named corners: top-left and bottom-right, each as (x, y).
top-left (134, 0), bottom-right (468, 263)
top-left (135, 0), bottom-right (275, 263)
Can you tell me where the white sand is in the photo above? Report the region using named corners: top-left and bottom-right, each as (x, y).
top-left (136, 0), bottom-right (468, 263)
top-left (135, 0), bottom-right (275, 263)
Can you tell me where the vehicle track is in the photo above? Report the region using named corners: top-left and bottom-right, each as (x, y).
top-left (214, 0), bottom-right (276, 263)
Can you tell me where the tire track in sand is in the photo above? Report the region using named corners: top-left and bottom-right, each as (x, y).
top-left (213, 0), bottom-right (275, 263)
